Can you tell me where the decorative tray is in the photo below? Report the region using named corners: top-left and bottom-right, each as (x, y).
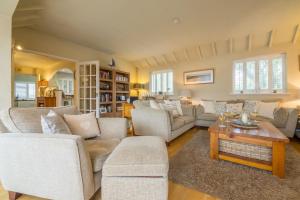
top-left (231, 119), bottom-right (259, 129)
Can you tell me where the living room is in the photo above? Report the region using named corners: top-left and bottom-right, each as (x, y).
top-left (0, 0), bottom-right (300, 200)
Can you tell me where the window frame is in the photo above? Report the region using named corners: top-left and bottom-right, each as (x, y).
top-left (58, 79), bottom-right (74, 95)
top-left (232, 53), bottom-right (286, 94)
top-left (15, 81), bottom-right (36, 100)
top-left (150, 69), bottom-right (174, 95)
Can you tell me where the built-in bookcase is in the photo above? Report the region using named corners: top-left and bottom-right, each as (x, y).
top-left (77, 61), bottom-right (130, 118)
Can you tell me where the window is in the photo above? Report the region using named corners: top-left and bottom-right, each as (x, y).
top-left (15, 82), bottom-right (36, 100)
top-left (151, 70), bottom-right (173, 94)
top-left (58, 79), bottom-right (74, 95)
top-left (232, 54), bottom-right (286, 94)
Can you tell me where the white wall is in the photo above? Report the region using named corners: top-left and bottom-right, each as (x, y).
top-left (0, 0), bottom-right (19, 111)
top-left (138, 42), bottom-right (300, 105)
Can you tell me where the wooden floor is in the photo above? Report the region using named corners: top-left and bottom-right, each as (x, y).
top-left (1, 127), bottom-right (299, 200)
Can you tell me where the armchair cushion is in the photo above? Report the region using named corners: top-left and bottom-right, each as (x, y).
top-left (97, 118), bottom-right (127, 139)
top-left (85, 138), bottom-right (120, 173)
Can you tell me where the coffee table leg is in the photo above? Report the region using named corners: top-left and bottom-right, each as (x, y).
top-left (272, 141), bottom-right (285, 178)
top-left (210, 131), bottom-right (219, 160)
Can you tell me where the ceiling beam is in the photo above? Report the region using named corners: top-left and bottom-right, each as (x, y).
top-left (212, 42), bottom-right (217, 56)
top-left (13, 15), bottom-right (40, 22)
top-left (172, 52), bottom-right (178, 63)
top-left (292, 24), bottom-right (299, 45)
top-left (13, 23), bottom-right (36, 28)
top-left (145, 59), bottom-right (152, 68)
top-left (152, 56), bottom-right (160, 66)
top-left (15, 7), bottom-right (45, 12)
top-left (247, 34), bottom-right (252, 52)
top-left (162, 55), bottom-right (169, 65)
top-left (268, 30), bottom-right (274, 48)
top-left (184, 49), bottom-right (190, 61)
top-left (229, 38), bottom-right (233, 54)
top-left (197, 45), bottom-right (203, 59)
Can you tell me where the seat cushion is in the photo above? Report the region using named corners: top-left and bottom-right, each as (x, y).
top-left (178, 115), bottom-right (194, 124)
top-left (85, 138), bottom-right (120, 173)
top-left (102, 136), bottom-right (168, 177)
top-left (171, 117), bottom-right (185, 130)
top-left (197, 113), bottom-right (218, 121)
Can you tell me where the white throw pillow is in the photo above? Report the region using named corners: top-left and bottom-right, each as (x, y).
top-left (64, 112), bottom-right (100, 139)
top-left (149, 100), bottom-right (161, 110)
top-left (243, 100), bottom-right (260, 114)
top-left (258, 102), bottom-right (278, 119)
top-left (164, 100), bottom-right (183, 116)
top-left (226, 103), bottom-right (243, 114)
top-left (41, 110), bottom-right (71, 134)
top-left (159, 103), bottom-right (180, 117)
top-left (201, 100), bottom-right (216, 114)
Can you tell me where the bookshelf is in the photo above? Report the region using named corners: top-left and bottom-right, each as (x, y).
top-left (77, 61), bottom-right (130, 118)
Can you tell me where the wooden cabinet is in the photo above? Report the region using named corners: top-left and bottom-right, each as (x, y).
top-left (37, 97), bottom-right (56, 107)
top-left (77, 61), bottom-right (130, 118)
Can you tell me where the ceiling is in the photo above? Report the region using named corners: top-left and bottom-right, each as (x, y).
top-left (14, 51), bottom-right (75, 70)
top-left (12, 0), bottom-right (300, 65)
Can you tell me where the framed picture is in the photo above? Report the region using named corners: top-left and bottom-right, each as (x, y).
top-left (184, 69), bottom-right (214, 85)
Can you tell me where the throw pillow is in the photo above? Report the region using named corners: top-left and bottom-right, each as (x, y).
top-left (0, 120), bottom-right (9, 133)
top-left (272, 108), bottom-right (289, 128)
top-left (159, 103), bottom-right (180, 117)
top-left (243, 100), bottom-right (260, 114)
top-left (64, 112), bottom-right (100, 139)
top-left (214, 102), bottom-right (227, 114)
top-left (201, 100), bottom-right (216, 114)
top-left (41, 110), bottom-right (71, 134)
top-left (149, 100), bottom-right (161, 110)
top-left (258, 102), bottom-right (278, 119)
top-left (226, 103), bottom-right (243, 114)
top-left (164, 100), bottom-right (183, 116)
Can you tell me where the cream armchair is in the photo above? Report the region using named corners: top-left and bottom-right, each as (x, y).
top-left (0, 106), bottom-right (127, 200)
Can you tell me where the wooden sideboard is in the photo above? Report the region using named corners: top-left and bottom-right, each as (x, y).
top-left (37, 97), bottom-right (56, 107)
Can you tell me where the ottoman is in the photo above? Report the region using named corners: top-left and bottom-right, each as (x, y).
top-left (101, 136), bottom-right (169, 200)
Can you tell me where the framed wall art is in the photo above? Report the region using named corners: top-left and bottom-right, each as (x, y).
top-left (184, 69), bottom-right (214, 85)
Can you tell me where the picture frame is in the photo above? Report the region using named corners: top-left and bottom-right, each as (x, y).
top-left (184, 69), bottom-right (214, 85)
top-left (100, 107), bottom-right (107, 113)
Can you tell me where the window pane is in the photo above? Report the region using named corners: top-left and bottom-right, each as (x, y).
top-left (151, 74), bottom-right (156, 93)
top-left (15, 83), bottom-right (27, 99)
top-left (167, 72), bottom-right (173, 93)
top-left (28, 83), bottom-right (36, 99)
top-left (69, 80), bottom-right (73, 94)
top-left (234, 63), bottom-right (243, 91)
top-left (272, 58), bottom-right (283, 90)
top-left (156, 74), bottom-right (161, 93)
top-left (246, 61), bottom-right (255, 90)
top-left (259, 60), bottom-right (268, 90)
top-left (162, 73), bottom-right (167, 92)
top-left (63, 80), bottom-right (68, 92)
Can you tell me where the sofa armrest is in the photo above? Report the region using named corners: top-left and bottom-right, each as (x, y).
top-left (0, 133), bottom-right (94, 200)
top-left (98, 118), bottom-right (127, 140)
top-left (181, 105), bottom-right (195, 118)
top-left (282, 108), bottom-right (299, 137)
top-left (195, 105), bottom-right (205, 118)
top-left (131, 108), bottom-right (171, 142)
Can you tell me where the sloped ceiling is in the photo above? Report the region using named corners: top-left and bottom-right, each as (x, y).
top-left (12, 0), bottom-right (300, 67)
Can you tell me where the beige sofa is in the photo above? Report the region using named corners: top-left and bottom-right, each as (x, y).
top-left (131, 100), bottom-right (195, 142)
top-left (0, 106), bottom-right (127, 200)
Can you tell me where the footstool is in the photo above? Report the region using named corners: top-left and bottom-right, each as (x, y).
top-left (101, 136), bottom-right (169, 200)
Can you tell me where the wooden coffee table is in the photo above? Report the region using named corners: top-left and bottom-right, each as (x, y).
top-left (208, 121), bottom-right (289, 178)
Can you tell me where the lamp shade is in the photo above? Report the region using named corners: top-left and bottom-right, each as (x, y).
top-left (180, 89), bottom-right (192, 98)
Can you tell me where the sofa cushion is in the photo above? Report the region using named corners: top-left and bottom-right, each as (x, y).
top-left (258, 101), bottom-right (278, 119)
top-left (178, 115), bottom-right (194, 124)
top-left (102, 136), bottom-right (168, 177)
top-left (85, 138), bottom-right (120, 173)
top-left (197, 113), bottom-right (218, 121)
top-left (226, 103), bottom-right (243, 114)
top-left (201, 100), bottom-right (216, 114)
top-left (215, 102), bottom-right (227, 114)
top-left (171, 117), bottom-right (185, 131)
top-left (8, 106), bottom-right (78, 133)
top-left (272, 108), bottom-right (289, 128)
top-left (64, 112), bottom-right (100, 139)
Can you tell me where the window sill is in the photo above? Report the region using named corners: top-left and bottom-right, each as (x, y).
top-left (230, 93), bottom-right (291, 96)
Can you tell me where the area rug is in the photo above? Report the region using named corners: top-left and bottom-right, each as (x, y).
top-left (169, 130), bottom-right (300, 200)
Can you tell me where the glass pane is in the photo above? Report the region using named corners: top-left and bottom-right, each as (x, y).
top-left (80, 88), bottom-right (84, 98)
top-left (63, 80), bottom-right (68, 92)
top-left (167, 72), bottom-right (173, 93)
top-left (79, 65), bottom-right (84, 74)
top-left (162, 73), bottom-right (167, 93)
top-left (246, 61), bottom-right (255, 90)
top-left (69, 80), bottom-right (73, 94)
top-left (15, 83), bottom-right (27, 99)
top-left (80, 100), bottom-right (85, 110)
top-left (80, 76), bottom-right (85, 87)
top-left (272, 58), bottom-right (283, 90)
top-left (234, 63), bottom-right (243, 91)
top-left (151, 74), bottom-right (156, 93)
top-left (91, 64), bottom-right (96, 75)
top-left (259, 60), bottom-right (268, 90)
top-left (156, 74), bottom-right (161, 93)
top-left (28, 83), bottom-right (36, 99)
top-left (85, 64), bottom-right (91, 75)
top-left (85, 88), bottom-right (90, 98)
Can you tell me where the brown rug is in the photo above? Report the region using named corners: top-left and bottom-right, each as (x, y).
top-left (169, 130), bottom-right (300, 200)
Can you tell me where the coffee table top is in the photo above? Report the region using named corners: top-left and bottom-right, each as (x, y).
top-left (208, 121), bottom-right (289, 143)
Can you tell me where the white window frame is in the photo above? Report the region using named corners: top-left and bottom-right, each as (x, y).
top-left (150, 69), bottom-right (174, 95)
top-left (232, 53), bottom-right (286, 94)
top-left (15, 81), bottom-right (36, 100)
top-left (58, 79), bottom-right (74, 95)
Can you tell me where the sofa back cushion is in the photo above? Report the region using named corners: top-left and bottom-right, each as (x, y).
top-left (133, 100), bottom-right (150, 109)
top-left (8, 106), bottom-right (78, 133)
